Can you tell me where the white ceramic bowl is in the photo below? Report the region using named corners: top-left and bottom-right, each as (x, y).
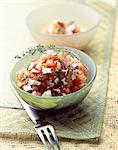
top-left (26, 3), bottom-right (100, 49)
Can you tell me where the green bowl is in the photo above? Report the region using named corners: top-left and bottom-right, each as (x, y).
top-left (10, 47), bottom-right (96, 110)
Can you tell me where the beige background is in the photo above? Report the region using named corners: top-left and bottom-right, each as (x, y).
top-left (0, 0), bottom-right (118, 149)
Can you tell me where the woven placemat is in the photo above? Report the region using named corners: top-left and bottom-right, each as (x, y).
top-left (0, 0), bottom-right (117, 142)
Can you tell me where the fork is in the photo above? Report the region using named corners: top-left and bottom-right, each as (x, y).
top-left (11, 85), bottom-right (60, 150)
top-left (34, 123), bottom-right (60, 150)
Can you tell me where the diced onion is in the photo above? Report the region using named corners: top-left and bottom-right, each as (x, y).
top-left (42, 90), bottom-right (52, 96)
top-left (23, 85), bottom-right (32, 91)
top-left (28, 79), bottom-right (41, 86)
top-left (28, 62), bottom-right (37, 71)
top-left (42, 67), bottom-right (52, 74)
top-left (31, 68), bottom-right (39, 73)
top-left (72, 63), bottom-right (79, 68)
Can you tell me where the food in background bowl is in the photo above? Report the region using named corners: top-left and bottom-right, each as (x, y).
top-left (16, 48), bottom-right (88, 97)
top-left (44, 20), bottom-right (81, 35)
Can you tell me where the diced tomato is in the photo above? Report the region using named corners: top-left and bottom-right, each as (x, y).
top-left (56, 61), bottom-right (61, 71)
top-left (29, 73), bottom-right (35, 78)
top-left (64, 88), bottom-right (70, 94)
top-left (79, 64), bottom-right (88, 74)
top-left (16, 71), bottom-right (25, 80)
top-left (73, 76), bottom-right (81, 85)
top-left (79, 74), bottom-right (87, 82)
top-left (41, 80), bottom-right (47, 87)
top-left (38, 66), bottom-right (42, 73)
top-left (32, 91), bottom-right (41, 96)
top-left (40, 55), bottom-right (49, 62)
top-left (43, 63), bottom-right (56, 68)
top-left (71, 86), bottom-right (80, 93)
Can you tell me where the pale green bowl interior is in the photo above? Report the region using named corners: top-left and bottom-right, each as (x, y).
top-left (10, 47), bottom-right (96, 110)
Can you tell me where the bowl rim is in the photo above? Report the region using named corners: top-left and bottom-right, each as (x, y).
top-left (10, 46), bottom-right (97, 100)
top-left (26, 2), bottom-right (100, 37)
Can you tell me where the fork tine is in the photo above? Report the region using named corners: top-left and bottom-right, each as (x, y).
top-left (43, 128), bottom-right (55, 150)
top-left (34, 127), bottom-right (49, 150)
top-left (48, 126), bottom-right (60, 150)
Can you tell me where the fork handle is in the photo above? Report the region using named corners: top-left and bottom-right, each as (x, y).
top-left (19, 98), bottom-right (49, 125)
top-left (21, 101), bottom-right (41, 124)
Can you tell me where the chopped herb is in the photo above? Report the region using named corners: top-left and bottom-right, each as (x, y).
top-left (56, 47), bottom-right (65, 52)
top-left (57, 28), bottom-right (63, 33)
top-left (22, 51), bottom-right (25, 57)
top-left (31, 49), bottom-right (36, 55)
top-left (28, 48), bottom-right (32, 54)
top-left (66, 64), bottom-right (70, 68)
top-left (56, 70), bottom-right (62, 76)
top-left (47, 45), bottom-right (55, 49)
top-left (62, 78), bottom-right (68, 85)
top-left (14, 44), bottom-right (67, 59)
top-left (14, 55), bottom-right (22, 59)
top-left (21, 75), bottom-right (29, 82)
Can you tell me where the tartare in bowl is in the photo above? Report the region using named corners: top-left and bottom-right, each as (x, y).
top-left (16, 48), bottom-right (88, 97)
top-left (43, 20), bottom-right (81, 35)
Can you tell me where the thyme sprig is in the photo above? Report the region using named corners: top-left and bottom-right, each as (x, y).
top-left (15, 44), bottom-right (56, 59)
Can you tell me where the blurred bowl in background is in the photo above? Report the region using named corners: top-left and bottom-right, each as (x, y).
top-left (26, 3), bottom-right (100, 49)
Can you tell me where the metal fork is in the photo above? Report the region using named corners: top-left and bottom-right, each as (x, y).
top-left (11, 84), bottom-right (60, 150)
top-left (34, 123), bottom-right (60, 150)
